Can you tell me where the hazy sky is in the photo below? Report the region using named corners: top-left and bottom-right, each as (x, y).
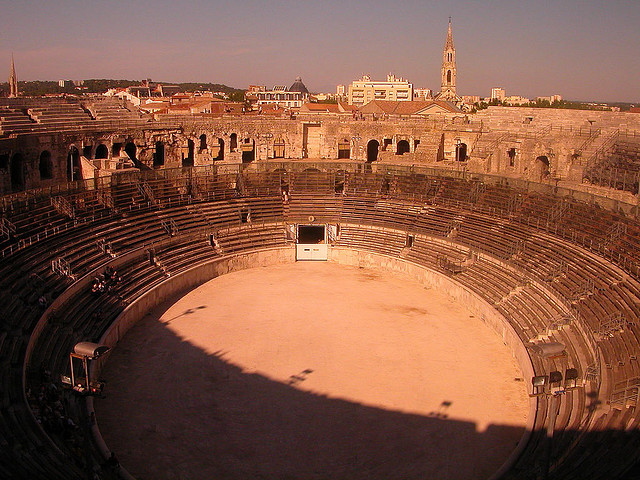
top-left (1, 0), bottom-right (638, 102)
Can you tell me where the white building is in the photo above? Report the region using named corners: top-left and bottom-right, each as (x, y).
top-left (414, 88), bottom-right (433, 100)
top-left (256, 77), bottom-right (310, 108)
top-left (491, 87), bottom-right (506, 102)
top-left (347, 74), bottom-right (413, 106)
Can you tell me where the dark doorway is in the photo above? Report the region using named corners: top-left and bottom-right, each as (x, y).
top-left (183, 140), bottom-right (195, 167)
top-left (39, 151), bottom-right (53, 180)
top-left (67, 147), bottom-right (81, 181)
top-left (241, 139), bottom-right (255, 163)
top-left (214, 138), bottom-right (225, 160)
top-left (455, 142), bottom-right (467, 162)
top-left (154, 141), bottom-right (165, 168)
top-left (82, 145), bottom-right (92, 159)
top-left (10, 153), bottom-right (24, 190)
top-left (396, 140), bottom-right (410, 155)
top-left (230, 133), bottom-right (237, 152)
top-left (199, 134), bottom-right (207, 152)
top-left (382, 138), bottom-right (392, 151)
top-left (112, 143), bottom-right (122, 157)
top-left (507, 148), bottom-right (516, 167)
top-left (125, 142), bottom-right (137, 163)
top-left (298, 225), bottom-right (325, 244)
top-left (95, 144), bottom-right (109, 159)
top-left (337, 139), bottom-right (350, 159)
top-left (367, 140), bottom-right (379, 163)
top-left (536, 155), bottom-right (550, 178)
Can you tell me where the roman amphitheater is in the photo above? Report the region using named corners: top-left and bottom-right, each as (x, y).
top-left (1, 97), bottom-right (640, 479)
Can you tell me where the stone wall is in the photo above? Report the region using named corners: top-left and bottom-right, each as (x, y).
top-left (1, 107), bottom-right (639, 195)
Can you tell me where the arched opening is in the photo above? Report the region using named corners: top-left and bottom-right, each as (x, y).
top-left (396, 140), bottom-right (410, 155)
top-left (183, 140), bottom-right (195, 167)
top-left (230, 133), bottom-right (238, 153)
top-left (535, 156), bottom-right (550, 179)
top-left (214, 138), bottom-right (224, 160)
top-left (199, 134), bottom-right (207, 152)
top-left (10, 153), bottom-right (24, 191)
top-left (112, 143), bottom-right (122, 157)
top-left (447, 70), bottom-right (452, 85)
top-left (67, 147), bottom-right (82, 181)
top-left (455, 142), bottom-right (467, 162)
top-left (82, 145), bottom-right (92, 159)
top-left (39, 151), bottom-right (53, 180)
top-left (274, 138), bottom-right (285, 159)
top-left (154, 141), bottom-right (165, 168)
top-left (241, 139), bottom-right (255, 164)
top-left (338, 139), bottom-right (350, 159)
top-left (95, 144), bottom-right (109, 159)
top-left (124, 142), bottom-right (137, 163)
top-left (367, 140), bottom-right (379, 163)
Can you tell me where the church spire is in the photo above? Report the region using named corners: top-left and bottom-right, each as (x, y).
top-left (9, 54), bottom-right (18, 98)
top-left (437, 18), bottom-right (459, 103)
top-left (445, 17), bottom-right (455, 51)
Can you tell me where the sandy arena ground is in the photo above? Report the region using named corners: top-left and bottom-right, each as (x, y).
top-left (94, 262), bottom-right (530, 480)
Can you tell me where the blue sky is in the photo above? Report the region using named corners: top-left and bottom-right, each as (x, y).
top-left (1, 0), bottom-right (639, 102)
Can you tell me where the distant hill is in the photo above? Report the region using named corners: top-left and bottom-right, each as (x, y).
top-left (0, 79), bottom-right (244, 97)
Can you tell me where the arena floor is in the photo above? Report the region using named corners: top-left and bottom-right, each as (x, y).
top-left (94, 262), bottom-right (530, 480)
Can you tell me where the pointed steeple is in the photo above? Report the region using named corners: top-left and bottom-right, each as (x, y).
top-left (444, 17), bottom-right (455, 51)
top-left (436, 18), bottom-right (459, 103)
top-left (9, 54), bottom-right (18, 98)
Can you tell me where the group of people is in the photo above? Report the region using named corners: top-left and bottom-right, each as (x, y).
top-left (90, 266), bottom-right (122, 296)
top-left (28, 365), bottom-right (118, 479)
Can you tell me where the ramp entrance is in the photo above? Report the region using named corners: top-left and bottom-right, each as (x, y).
top-left (296, 224), bottom-right (327, 261)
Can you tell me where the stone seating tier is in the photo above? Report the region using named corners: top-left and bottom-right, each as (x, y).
top-left (0, 168), bottom-right (639, 478)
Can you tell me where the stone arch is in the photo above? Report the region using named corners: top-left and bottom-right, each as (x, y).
top-left (124, 142), bottom-right (137, 163)
top-left (183, 139), bottom-right (195, 167)
top-left (66, 146), bottom-right (81, 181)
top-left (10, 153), bottom-right (24, 191)
top-left (39, 151), bottom-right (53, 180)
top-left (535, 155), bottom-right (550, 179)
top-left (367, 140), bottom-right (379, 163)
top-left (95, 144), bottom-right (109, 159)
top-left (455, 141), bottom-right (467, 162)
top-left (154, 141), bottom-right (165, 168)
top-left (273, 138), bottom-right (285, 159)
top-left (241, 139), bottom-right (255, 164)
top-left (214, 138), bottom-right (224, 160)
top-left (396, 140), bottom-right (410, 155)
top-left (338, 139), bottom-right (350, 159)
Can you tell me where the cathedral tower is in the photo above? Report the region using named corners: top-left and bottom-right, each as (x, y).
top-left (9, 55), bottom-right (18, 98)
top-left (437, 18), bottom-right (459, 102)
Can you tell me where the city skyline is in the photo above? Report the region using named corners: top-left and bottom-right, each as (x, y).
top-left (1, 0), bottom-right (639, 103)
